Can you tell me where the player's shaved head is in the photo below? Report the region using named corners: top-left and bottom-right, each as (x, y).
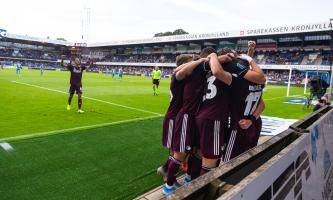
top-left (176, 54), bottom-right (193, 67)
top-left (200, 47), bottom-right (216, 58)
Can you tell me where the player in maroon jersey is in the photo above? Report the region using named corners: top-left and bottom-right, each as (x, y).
top-left (61, 57), bottom-right (92, 113)
top-left (157, 54), bottom-right (194, 181)
top-left (223, 41), bottom-right (267, 162)
top-left (162, 48), bottom-right (215, 195)
top-left (194, 49), bottom-right (267, 177)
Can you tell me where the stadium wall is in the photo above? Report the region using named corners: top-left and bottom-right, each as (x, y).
top-left (220, 108), bottom-right (333, 200)
top-left (137, 106), bottom-right (332, 200)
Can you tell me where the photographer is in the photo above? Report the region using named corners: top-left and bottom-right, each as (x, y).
top-left (313, 95), bottom-right (331, 112)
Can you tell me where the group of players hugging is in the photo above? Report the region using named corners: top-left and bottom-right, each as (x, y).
top-left (158, 41), bottom-right (266, 195)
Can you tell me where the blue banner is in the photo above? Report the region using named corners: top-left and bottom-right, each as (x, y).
top-left (0, 29), bottom-right (7, 38)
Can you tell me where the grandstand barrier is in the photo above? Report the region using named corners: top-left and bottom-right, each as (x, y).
top-left (136, 106), bottom-right (333, 200)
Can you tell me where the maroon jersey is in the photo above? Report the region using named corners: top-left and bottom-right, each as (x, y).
top-left (165, 75), bottom-right (185, 118)
top-left (180, 63), bottom-right (209, 115)
top-left (68, 65), bottom-right (86, 85)
top-left (230, 78), bottom-right (264, 128)
top-left (196, 71), bottom-right (230, 122)
top-left (196, 59), bottom-right (249, 122)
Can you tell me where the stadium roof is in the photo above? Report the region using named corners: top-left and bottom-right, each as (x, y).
top-left (2, 20), bottom-right (332, 47)
top-left (88, 21), bottom-right (333, 47)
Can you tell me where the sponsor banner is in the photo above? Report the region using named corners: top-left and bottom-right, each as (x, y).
top-left (260, 64), bottom-right (331, 71)
top-left (222, 109), bottom-right (333, 200)
top-left (0, 29), bottom-right (7, 38)
top-left (89, 21), bottom-right (332, 47)
top-left (74, 43), bottom-right (87, 47)
top-left (261, 116), bottom-right (297, 136)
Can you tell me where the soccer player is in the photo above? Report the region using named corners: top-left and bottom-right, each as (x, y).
top-left (162, 47), bottom-right (215, 195)
top-left (105, 67), bottom-right (109, 75)
top-left (157, 54), bottom-right (194, 182)
top-left (118, 67), bottom-right (123, 80)
top-left (111, 68), bottom-right (115, 80)
top-left (40, 64), bottom-right (44, 76)
top-left (189, 45), bottom-right (265, 178)
top-left (15, 62), bottom-right (22, 75)
top-left (152, 66), bottom-right (162, 95)
top-left (61, 57), bottom-right (92, 114)
top-left (223, 42), bottom-right (267, 162)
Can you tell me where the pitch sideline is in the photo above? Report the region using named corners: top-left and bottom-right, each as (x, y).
top-left (0, 115), bottom-right (161, 142)
top-left (12, 80), bottom-right (162, 116)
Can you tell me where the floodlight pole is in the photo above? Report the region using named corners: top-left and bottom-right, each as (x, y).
top-left (304, 71), bottom-right (308, 94)
top-left (329, 18), bottom-right (333, 100)
top-left (287, 67), bottom-right (292, 97)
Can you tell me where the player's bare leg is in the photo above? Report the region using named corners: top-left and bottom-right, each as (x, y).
top-left (200, 157), bottom-right (218, 176)
top-left (67, 94), bottom-right (74, 110)
top-left (78, 94), bottom-right (84, 113)
top-left (156, 84), bottom-right (159, 95)
top-left (153, 84), bottom-right (156, 95)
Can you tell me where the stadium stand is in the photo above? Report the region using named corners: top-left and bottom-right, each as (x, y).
top-left (1, 21), bottom-right (332, 85)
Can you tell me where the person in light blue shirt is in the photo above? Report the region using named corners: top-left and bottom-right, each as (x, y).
top-left (105, 67), bottom-right (109, 75)
top-left (16, 63), bottom-right (22, 75)
top-left (40, 64), bottom-right (44, 76)
top-left (111, 68), bottom-right (115, 80)
top-left (118, 68), bottom-right (123, 80)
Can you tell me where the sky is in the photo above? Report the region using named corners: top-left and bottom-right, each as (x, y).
top-left (0, 0), bottom-right (332, 43)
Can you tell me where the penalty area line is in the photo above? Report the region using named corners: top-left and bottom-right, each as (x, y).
top-left (0, 115), bottom-right (161, 143)
top-left (11, 81), bottom-right (162, 116)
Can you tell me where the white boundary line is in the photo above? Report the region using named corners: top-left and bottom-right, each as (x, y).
top-left (12, 81), bottom-right (162, 116)
top-left (0, 142), bottom-right (14, 152)
top-left (264, 94), bottom-right (305, 101)
top-left (0, 116), bottom-right (161, 142)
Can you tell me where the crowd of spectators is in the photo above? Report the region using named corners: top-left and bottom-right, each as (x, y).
top-left (97, 50), bottom-right (331, 65)
top-left (0, 47), bottom-right (59, 61)
top-left (1, 46), bottom-right (331, 66)
top-left (265, 70), bottom-right (305, 83)
top-left (0, 59), bottom-right (61, 69)
top-left (101, 54), bottom-right (176, 63)
top-left (88, 65), bottom-right (174, 76)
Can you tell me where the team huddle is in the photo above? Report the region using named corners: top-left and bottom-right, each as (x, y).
top-left (158, 41), bottom-right (266, 195)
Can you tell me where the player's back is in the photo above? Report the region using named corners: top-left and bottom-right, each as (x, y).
top-left (165, 75), bottom-right (185, 117)
top-left (196, 72), bottom-right (230, 121)
top-left (230, 77), bottom-right (264, 128)
top-left (180, 63), bottom-right (207, 115)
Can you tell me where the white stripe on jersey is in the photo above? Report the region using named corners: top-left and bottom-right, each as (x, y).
top-left (224, 130), bottom-right (237, 162)
top-left (214, 120), bottom-right (220, 156)
top-left (180, 114), bottom-right (188, 152)
top-left (167, 119), bottom-right (173, 148)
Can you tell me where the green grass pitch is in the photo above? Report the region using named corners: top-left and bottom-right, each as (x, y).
top-left (0, 68), bottom-right (313, 199)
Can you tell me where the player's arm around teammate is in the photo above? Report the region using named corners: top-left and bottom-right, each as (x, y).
top-left (175, 57), bottom-right (208, 80)
top-left (208, 53), bottom-right (233, 85)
